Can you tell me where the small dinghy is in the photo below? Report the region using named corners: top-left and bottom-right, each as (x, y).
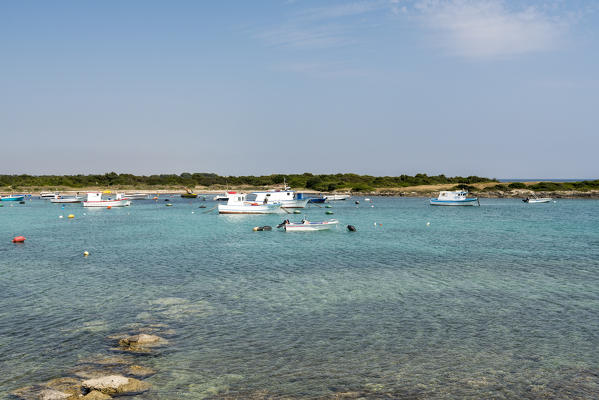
top-left (277, 218), bottom-right (339, 232)
top-left (523, 194), bottom-right (552, 204)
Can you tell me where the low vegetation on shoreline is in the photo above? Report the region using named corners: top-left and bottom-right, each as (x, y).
top-left (1, 173), bottom-right (597, 197)
top-left (0, 172), bottom-right (495, 192)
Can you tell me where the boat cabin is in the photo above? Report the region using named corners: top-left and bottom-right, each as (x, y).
top-left (437, 191), bottom-right (469, 201)
top-left (252, 190), bottom-right (304, 204)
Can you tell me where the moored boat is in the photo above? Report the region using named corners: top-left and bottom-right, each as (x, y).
top-left (82, 192), bottom-right (131, 207)
top-left (181, 188), bottom-right (198, 198)
top-left (50, 195), bottom-right (82, 203)
top-left (1, 195), bottom-right (25, 202)
top-left (124, 193), bottom-right (148, 200)
top-left (252, 186), bottom-right (309, 208)
top-left (213, 192), bottom-right (233, 201)
top-left (430, 191), bottom-right (479, 206)
top-left (277, 218), bottom-right (339, 231)
top-left (308, 196), bottom-right (327, 204)
top-left (40, 192), bottom-right (59, 199)
top-left (218, 193), bottom-right (281, 214)
top-left (523, 194), bottom-right (552, 203)
top-left (324, 194), bottom-right (350, 201)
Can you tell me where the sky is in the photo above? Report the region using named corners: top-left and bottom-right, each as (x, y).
top-left (1, 0), bottom-right (598, 179)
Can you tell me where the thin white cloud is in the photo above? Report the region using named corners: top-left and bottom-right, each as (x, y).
top-left (253, 24), bottom-right (350, 49)
top-left (297, 2), bottom-right (382, 20)
top-left (414, 0), bottom-right (567, 59)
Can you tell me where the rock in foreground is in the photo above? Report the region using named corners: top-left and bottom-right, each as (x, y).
top-left (82, 375), bottom-right (150, 395)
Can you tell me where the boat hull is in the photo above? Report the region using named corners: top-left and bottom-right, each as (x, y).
top-left (524, 198), bottom-right (552, 203)
top-left (124, 194), bottom-right (148, 200)
top-left (284, 220), bottom-right (339, 231)
top-left (325, 194), bottom-right (350, 201)
top-left (218, 204), bottom-right (281, 214)
top-left (308, 197), bottom-right (326, 203)
top-left (430, 198), bottom-right (479, 206)
top-left (181, 194), bottom-right (198, 198)
top-left (83, 199), bottom-right (131, 207)
top-left (51, 198), bottom-right (82, 203)
top-left (1, 196), bottom-right (25, 202)
top-left (278, 199), bottom-right (310, 208)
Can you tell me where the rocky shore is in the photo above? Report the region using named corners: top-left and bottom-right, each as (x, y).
top-left (11, 328), bottom-right (170, 400)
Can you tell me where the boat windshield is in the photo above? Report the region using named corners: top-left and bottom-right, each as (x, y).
top-left (246, 193), bottom-right (257, 202)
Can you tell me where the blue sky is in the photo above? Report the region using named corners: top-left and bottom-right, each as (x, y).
top-left (1, 0), bottom-right (598, 178)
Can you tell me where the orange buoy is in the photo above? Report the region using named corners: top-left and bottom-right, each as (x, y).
top-left (12, 236), bottom-right (26, 243)
top-left (107, 205), bottom-right (112, 209)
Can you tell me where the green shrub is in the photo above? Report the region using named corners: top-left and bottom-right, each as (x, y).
top-left (508, 182), bottom-right (527, 189)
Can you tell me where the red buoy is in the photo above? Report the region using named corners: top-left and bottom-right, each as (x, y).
top-left (12, 236), bottom-right (26, 243)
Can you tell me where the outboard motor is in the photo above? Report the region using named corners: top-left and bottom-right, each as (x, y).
top-left (347, 225), bottom-right (357, 232)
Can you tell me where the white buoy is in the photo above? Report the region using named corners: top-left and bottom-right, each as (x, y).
top-left (373, 222), bottom-right (377, 226)
top-left (426, 222), bottom-right (431, 226)
top-left (192, 211), bottom-right (195, 214)
top-left (59, 215), bottom-right (64, 219)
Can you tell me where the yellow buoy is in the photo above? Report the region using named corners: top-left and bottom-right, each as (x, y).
top-left (68, 214), bottom-right (75, 219)
top-left (253, 227), bottom-right (259, 231)
top-left (83, 251), bottom-right (89, 257)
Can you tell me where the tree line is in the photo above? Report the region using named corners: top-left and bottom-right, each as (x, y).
top-left (0, 172), bottom-right (496, 191)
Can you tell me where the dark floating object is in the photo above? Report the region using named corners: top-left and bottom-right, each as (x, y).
top-left (199, 205), bottom-right (207, 208)
top-left (19, 201), bottom-right (26, 204)
top-left (164, 199), bottom-right (170, 201)
top-left (253, 225), bottom-right (273, 231)
top-left (347, 225), bottom-right (357, 232)
top-left (355, 201), bottom-right (360, 204)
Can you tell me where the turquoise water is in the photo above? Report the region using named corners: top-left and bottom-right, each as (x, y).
top-left (1, 197), bottom-right (599, 399)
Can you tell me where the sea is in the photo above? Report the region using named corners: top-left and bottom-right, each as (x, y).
top-left (1, 196), bottom-right (599, 399)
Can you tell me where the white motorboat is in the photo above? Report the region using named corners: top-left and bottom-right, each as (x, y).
top-left (430, 191), bottom-right (479, 206)
top-left (50, 195), bottom-right (82, 203)
top-left (277, 218), bottom-right (339, 231)
top-left (213, 192), bottom-right (231, 201)
top-left (82, 192), bottom-right (131, 207)
top-left (523, 194), bottom-right (552, 203)
top-left (40, 192), bottom-right (59, 199)
top-left (124, 193), bottom-right (148, 200)
top-left (252, 186), bottom-right (309, 208)
top-left (324, 194), bottom-right (350, 201)
top-left (218, 192), bottom-right (281, 214)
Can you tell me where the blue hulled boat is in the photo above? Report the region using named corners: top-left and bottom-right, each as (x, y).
top-left (1, 195), bottom-right (25, 202)
top-left (430, 191), bottom-right (479, 206)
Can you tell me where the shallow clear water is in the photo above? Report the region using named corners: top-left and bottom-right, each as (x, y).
top-left (1, 197), bottom-right (599, 399)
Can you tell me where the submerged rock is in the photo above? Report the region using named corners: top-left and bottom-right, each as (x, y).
top-left (78, 355), bottom-right (133, 366)
top-left (82, 390), bottom-right (111, 399)
top-left (82, 375), bottom-right (150, 395)
top-left (12, 378), bottom-right (82, 400)
top-left (119, 333), bottom-right (163, 346)
top-left (126, 365), bottom-right (156, 378)
top-left (39, 389), bottom-right (71, 400)
top-left (113, 333), bottom-right (167, 353)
